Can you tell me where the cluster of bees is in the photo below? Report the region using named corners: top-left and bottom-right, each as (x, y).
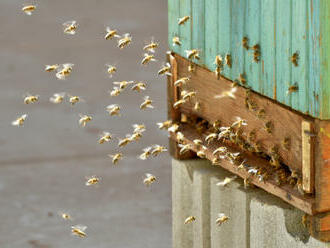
top-left (16, 3), bottom-right (178, 238)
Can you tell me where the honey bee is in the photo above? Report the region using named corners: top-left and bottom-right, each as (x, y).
top-left (106, 104), bottom-right (121, 116)
top-left (184, 216), bottom-right (196, 224)
top-left (231, 117), bottom-right (248, 128)
top-left (188, 62), bottom-right (195, 72)
top-left (68, 95), bottom-right (83, 105)
top-left (63, 20), bottom-right (78, 35)
top-left (193, 139), bottom-right (203, 146)
top-left (139, 147), bottom-right (153, 160)
top-left (242, 37), bottom-right (249, 50)
top-left (158, 63), bottom-right (172, 76)
top-left (286, 83), bottom-right (299, 95)
top-left (264, 121), bottom-right (273, 134)
top-left (79, 114), bottom-right (92, 127)
top-left (213, 146), bottom-right (227, 156)
top-left (176, 132), bottom-right (185, 144)
top-left (185, 49), bottom-right (200, 60)
top-left (110, 87), bottom-right (123, 97)
top-left (168, 123), bottom-right (179, 133)
top-left (132, 124), bottom-right (146, 133)
top-left (174, 77), bottom-right (190, 87)
top-left (215, 66), bottom-right (222, 79)
top-left (131, 81), bottom-right (147, 92)
top-left (130, 132), bottom-right (143, 141)
top-left (143, 173), bottom-right (156, 186)
top-left (214, 87), bottom-right (237, 100)
top-left (11, 114), bottom-right (27, 127)
top-left (173, 99), bottom-right (186, 109)
top-left (205, 133), bottom-right (217, 144)
top-left (143, 38), bottom-right (159, 53)
top-left (212, 157), bottom-right (221, 165)
top-left (214, 55), bottom-right (223, 67)
top-left (225, 54), bottom-right (232, 68)
top-left (85, 175), bottom-right (100, 186)
top-left (291, 52), bottom-right (299, 67)
top-left (178, 144), bottom-right (193, 155)
top-left (71, 225), bottom-right (87, 238)
top-left (282, 137), bottom-right (291, 150)
top-left (113, 80), bottom-right (134, 90)
top-left (197, 149), bottom-right (207, 158)
top-left (109, 153), bottom-right (122, 164)
top-left (237, 159), bottom-right (248, 170)
top-left (45, 64), bottom-right (59, 72)
top-left (105, 64), bottom-right (117, 78)
top-left (24, 93), bottom-right (39, 104)
top-left (140, 96), bottom-right (154, 110)
top-left (22, 4), bottom-right (36, 15)
top-left (178, 16), bottom-right (190, 25)
top-left (252, 44), bottom-right (261, 63)
top-left (248, 130), bottom-right (256, 143)
top-left (172, 36), bottom-right (182, 46)
top-left (256, 109), bottom-right (266, 119)
top-left (251, 44), bottom-right (260, 51)
top-left (56, 63), bottom-right (74, 80)
top-left (118, 135), bottom-right (132, 147)
top-left (104, 27), bottom-right (121, 40)
top-left (59, 211), bottom-right (72, 220)
top-left (212, 120), bottom-right (222, 130)
top-left (215, 213), bottom-right (229, 226)
top-left (244, 177), bottom-right (251, 189)
top-left (182, 91), bottom-right (196, 101)
top-left (238, 73), bottom-right (246, 84)
top-left (117, 33), bottom-right (132, 49)
top-left (98, 132), bottom-right (112, 144)
top-left (141, 53), bottom-right (156, 65)
top-left (157, 120), bottom-right (172, 130)
top-left (194, 102), bottom-right (201, 111)
top-left (151, 145), bottom-right (167, 156)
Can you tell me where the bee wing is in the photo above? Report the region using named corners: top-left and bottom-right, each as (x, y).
top-left (145, 173), bottom-right (154, 178)
top-left (106, 26), bottom-right (111, 32)
top-left (73, 225), bottom-right (87, 231)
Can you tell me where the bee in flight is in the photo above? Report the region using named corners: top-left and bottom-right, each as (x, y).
top-left (118, 135), bottom-right (132, 147)
top-left (78, 114), bottom-right (92, 127)
top-left (141, 53), bottom-right (156, 65)
top-left (109, 87), bottom-right (123, 97)
top-left (157, 120), bottom-right (172, 130)
top-left (140, 96), bottom-right (154, 110)
top-left (113, 80), bottom-right (134, 90)
top-left (143, 173), bottom-right (156, 186)
top-left (131, 81), bottom-right (147, 92)
top-left (104, 27), bottom-right (121, 40)
top-left (109, 153), bottom-right (122, 165)
top-left (71, 225), bottom-right (87, 238)
top-left (158, 63), bottom-right (172, 76)
top-left (85, 175), bottom-right (100, 186)
top-left (68, 95), bottom-right (83, 105)
top-left (58, 211), bottom-right (73, 221)
top-left (98, 132), bottom-right (112, 144)
top-left (118, 33), bottom-right (132, 49)
top-left (173, 99), bottom-right (186, 109)
top-left (174, 77), bottom-right (190, 87)
top-left (45, 64), bottom-right (59, 72)
top-left (151, 145), bottom-right (167, 157)
top-left (139, 147), bottom-right (153, 160)
top-left (50, 92), bottom-right (65, 104)
top-left (56, 63), bottom-right (74, 80)
top-left (22, 4), bottom-right (36, 15)
top-left (167, 123), bottom-right (179, 133)
top-left (215, 213), bottom-right (229, 226)
top-left (178, 144), bottom-right (193, 155)
top-left (214, 87), bottom-right (237, 100)
top-left (172, 36), bottom-right (182, 47)
top-left (24, 93), bottom-right (39, 104)
top-left (231, 116), bottom-right (248, 128)
top-left (185, 49), bottom-right (200, 60)
top-left (11, 114), bottom-right (27, 127)
top-left (63, 20), bottom-right (78, 35)
top-left (132, 124), bottom-right (146, 133)
top-left (178, 16), bottom-right (190, 25)
top-left (216, 176), bottom-right (237, 187)
top-left (105, 64), bottom-right (117, 78)
top-left (184, 216), bottom-right (196, 224)
top-left (143, 38), bottom-right (159, 53)
top-left (106, 104), bottom-right (121, 116)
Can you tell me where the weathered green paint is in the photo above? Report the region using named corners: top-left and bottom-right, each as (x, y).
top-left (168, 0), bottom-right (330, 119)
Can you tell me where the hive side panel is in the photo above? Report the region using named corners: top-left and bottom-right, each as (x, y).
top-left (179, 0), bottom-right (192, 58)
top-left (168, 0), bottom-right (181, 54)
top-left (191, 0), bottom-right (206, 65)
top-left (204, 0), bottom-right (218, 71)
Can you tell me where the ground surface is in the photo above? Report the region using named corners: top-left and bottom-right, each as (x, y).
top-left (0, 0), bottom-right (170, 247)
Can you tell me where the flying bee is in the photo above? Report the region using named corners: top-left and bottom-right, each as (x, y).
top-left (105, 64), bottom-right (117, 78)
top-left (68, 95), bottom-right (83, 105)
top-left (291, 52), bottom-right (299, 67)
top-left (22, 4), bottom-right (36, 15)
top-left (216, 213), bottom-right (229, 226)
top-left (194, 102), bottom-right (201, 111)
top-left (238, 73), bottom-right (246, 84)
top-left (113, 80), bottom-right (134, 90)
top-left (141, 53), bottom-right (157, 65)
top-left (130, 132), bottom-right (143, 141)
top-left (287, 83), bottom-right (299, 95)
top-left (109, 153), bottom-right (122, 165)
top-left (143, 38), bottom-right (159, 53)
top-left (205, 133), bottom-right (217, 144)
top-left (214, 55), bottom-right (223, 68)
top-left (225, 54), bottom-right (232, 68)
top-left (106, 104), bottom-right (121, 116)
top-left (143, 173), bottom-right (156, 186)
top-left (176, 132), bottom-right (185, 144)
top-left (173, 99), bottom-right (186, 109)
top-left (63, 20), bottom-right (78, 35)
top-left (58, 211), bottom-right (72, 221)
top-left (131, 81), bottom-right (147, 92)
top-left (132, 123), bottom-right (146, 133)
top-left (151, 145), bottom-right (167, 156)
top-left (118, 135), bottom-right (132, 147)
top-left (178, 144), bottom-right (193, 155)
top-left (109, 87), bottom-right (122, 97)
top-left (117, 33), bottom-right (132, 49)
top-left (24, 93), bottom-right (39, 104)
top-left (45, 64), bottom-right (59, 72)
top-left (139, 147), bottom-right (153, 160)
top-left (178, 16), bottom-right (190, 25)
top-left (140, 96), bottom-right (154, 110)
top-left (172, 36), bottom-right (182, 46)
top-left (78, 114), bottom-right (92, 127)
top-left (264, 121), bottom-right (273, 134)
top-left (184, 216), bottom-right (196, 224)
top-left (168, 123), bottom-right (179, 133)
top-left (231, 116), bottom-right (248, 128)
top-left (158, 63), bottom-right (172, 76)
top-left (185, 49), bottom-right (200, 60)
top-left (182, 91), bottom-right (196, 101)
top-left (214, 87), bottom-right (237, 100)
top-left (71, 225), bottom-right (87, 238)
top-left (49, 92), bottom-right (65, 104)
top-left (197, 149), bottom-right (207, 158)
top-left (242, 37), bottom-right (249, 50)
top-left (104, 27), bottom-right (120, 40)
top-left (213, 146), bottom-right (227, 156)
top-left (237, 159), bottom-right (248, 170)
top-left (174, 77), bottom-right (190, 87)
top-left (98, 132), bottom-right (112, 144)
top-left (85, 175), bottom-right (100, 186)
top-left (157, 120), bottom-right (172, 130)
top-left (11, 114), bottom-right (27, 127)
top-left (282, 137), bottom-right (291, 150)
top-left (188, 62), bottom-right (195, 72)
top-left (55, 63), bottom-right (74, 80)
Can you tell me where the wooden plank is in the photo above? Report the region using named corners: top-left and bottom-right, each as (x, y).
top-left (302, 121), bottom-right (314, 193)
top-left (170, 124), bottom-right (314, 214)
top-left (205, 0), bottom-right (218, 71)
top-left (260, 0), bottom-right (276, 99)
top-left (174, 53), bottom-right (314, 173)
top-left (168, 0), bottom-right (181, 54)
top-left (309, 212), bottom-right (330, 242)
top-left (191, 0), bottom-right (205, 65)
top-left (179, 0), bottom-right (192, 59)
top-left (275, 0), bottom-right (292, 106)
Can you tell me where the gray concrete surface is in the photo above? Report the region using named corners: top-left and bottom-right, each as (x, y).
top-left (0, 1), bottom-right (169, 247)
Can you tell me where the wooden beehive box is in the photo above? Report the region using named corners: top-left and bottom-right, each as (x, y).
top-left (168, 0), bottom-right (330, 241)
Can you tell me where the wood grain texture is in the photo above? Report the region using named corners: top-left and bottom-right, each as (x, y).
top-left (309, 212), bottom-right (330, 242)
top-left (302, 121), bottom-right (314, 193)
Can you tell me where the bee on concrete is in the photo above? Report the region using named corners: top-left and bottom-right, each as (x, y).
top-left (264, 121), bottom-right (273, 134)
top-left (157, 120), bottom-right (172, 130)
top-left (140, 96), bottom-right (154, 110)
top-left (242, 37), bottom-right (249, 50)
top-left (291, 52), bottom-right (299, 67)
top-left (176, 132), bottom-right (185, 144)
top-left (139, 147), bottom-right (153, 160)
top-left (131, 81), bottom-right (147, 92)
top-left (173, 99), bottom-right (186, 109)
top-left (225, 54), bottom-right (232, 68)
top-left (194, 102), bottom-right (201, 111)
top-left (282, 137), bottom-right (291, 150)
top-left (118, 33), bottom-right (132, 49)
top-left (216, 176), bottom-right (237, 187)
top-left (214, 87), bottom-right (237, 100)
top-left (71, 225), bottom-right (87, 238)
top-left (184, 216), bottom-right (196, 224)
top-left (45, 64), bottom-right (59, 72)
top-left (11, 114), bottom-right (27, 127)
top-left (24, 93), bottom-right (39, 104)
top-left (185, 49), bottom-right (200, 60)
top-left (231, 117), bottom-right (248, 128)
top-left (118, 135), bottom-right (132, 147)
top-left (168, 123), bottom-right (179, 133)
top-left (216, 213), bottom-right (229, 226)
top-left (188, 62), bottom-right (195, 72)
top-left (113, 80), bottom-right (134, 90)
top-left (178, 16), bottom-right (190, 25)
top-left (151, 145), bottom-right (167, 157)
top-left (59, 211), bottom-right (73, 221)
top-left (256, 109), bottom-right (266, 119)
top-left (286, 83), bottom-right (299, 95)
top-left (109, 87), bottom-right (122, 97)
top-left (141, 53), bottom-right (156, 65)
top-left (238, 73), bottom-right (246, 85)
top-left (158, 63), bottom-right (172, 76)
top-left (68, 95), bottom-right (83, 105)
top-left (98, 132), bottom-right (112, 144)
top-left (143, 38), bottom-right (159, 53)
top-left (205, 133), bottom-right (217, 144)
top-left (109, 153), bottom-right (122, 165)
top-left (56, 63), bottom-right (74, 80)
top-left (132, 124), bottom-right (146, 134)
top-left (214, 55), bottom-right (223, 68)
top-left (178, 144), bottom-right (193, 155)
top-left (85, 175), bottom-right (100, 186)
top-left (105, 64), bottom-right (117, 78)
top-left (22, 4), bottom-right (36, 15)
top-left (174, 77), bottom-right (190, 87)
top-left (106, 104), bottom-right (121, 116)
top-left (143, 173), bottom-right (156, 186)
top-left (104, 27), bottom-right (121, 40)
top-left (78, 114), bottom-right (92, 127)
top-left (63, 20), bottom-right (78, 35)
top-left (213, 146), bottom-right (227, 156)
top-left (172, 36), bottom-right (182, 47)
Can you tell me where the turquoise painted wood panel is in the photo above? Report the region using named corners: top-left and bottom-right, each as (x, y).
top-left (192, 0), bottom-right (206, 65)
top-left (179, 0), bottom-right (192, 58)
top-left (168, 0), bottom-right (180, 54)
top-left (205, 0), bottom-right (218, 71)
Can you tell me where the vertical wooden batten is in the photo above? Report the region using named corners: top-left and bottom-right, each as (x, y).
top-left (301, 120), bottom-right (314, 193)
